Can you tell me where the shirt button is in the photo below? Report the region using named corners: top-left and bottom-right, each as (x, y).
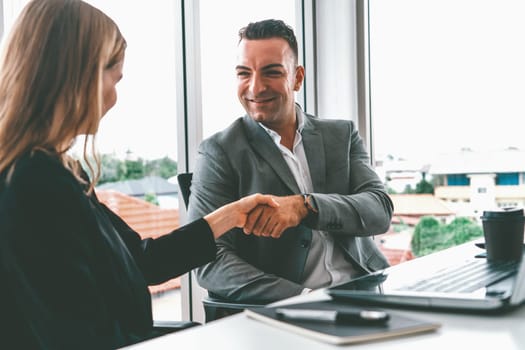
top-left (300, 239), bottom-right (310, 248)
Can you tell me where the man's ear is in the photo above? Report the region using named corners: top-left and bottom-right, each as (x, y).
top-left (294, 65), bottom-right (305, 91)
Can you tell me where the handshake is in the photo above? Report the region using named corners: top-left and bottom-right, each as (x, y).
top-left (236, 194), bottom-right (308, 238)
top-left (204, 193), bottom-right (310, 240)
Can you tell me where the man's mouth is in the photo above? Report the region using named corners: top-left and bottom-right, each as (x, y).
top-left (247, 96), bottom-right (275, 104)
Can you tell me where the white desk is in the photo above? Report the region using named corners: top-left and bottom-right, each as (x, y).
top-left (126, 242), bottom-right (525, 350)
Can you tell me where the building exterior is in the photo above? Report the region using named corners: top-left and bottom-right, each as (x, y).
top-left (375, 155), bottom-right (428, 194)
top-left (389, 194), bottom-right (455, 226)
top-left (97, 175), bottom-right (179, 208)
top-left (429, 148), bottom-right (525, 219)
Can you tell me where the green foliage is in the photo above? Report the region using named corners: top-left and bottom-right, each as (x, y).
top-left (444, 217), bottom-right (483, 245)
top-left (415, 179), bottom-right (434, 194)
top-left (144, 157), bottom-right (178, 179)
top-left (411, 216), bottom-right (483, 257)
top-left (392, 221), bottom-right (410, 233)
top-left (99, 154), bottom-right (126, 183)
top-left (144, 192), bottom-right (159, 206)
top-left (124, 159), bottom-right (145, 180)
top-left (411, 216), bottom-right (441, 256)
top-left (97, 154), bottom-right (178, 185)
top-left (403, 184), bottom-right (414, 194)
top-left (387, 186), bottom-right (398, 194)
top-left (401, 179), bottom-right (434, 194)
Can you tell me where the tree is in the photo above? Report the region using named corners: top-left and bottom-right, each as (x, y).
top-left (445, 217), bottom-right (483, 245)
top-left (144, 156), bottom-right (177, 178)
top-left (411, 216), bottom-right (483, 257)
top-left (411, 216), bottom-right (441, 256)
top-left (93, 154), bottom-right (179, 185)
top-left (401, 179), bottom-right (434, 194)
top-left (415, 179), bottom-right (434, 194)
top-left (99, 153), bottom-right (126, 183)
top-left (144, 192), bottom-right (159, 206)
top-left (123, 158), bottom-right (145, 180)
top-left (403, 184), bottom-right (415, 194)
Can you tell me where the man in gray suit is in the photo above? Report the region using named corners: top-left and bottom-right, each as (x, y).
top-left (187, 19), bottom-right (393, 303)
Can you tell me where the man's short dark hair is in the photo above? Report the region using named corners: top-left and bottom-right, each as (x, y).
top-left (238, 19), bottom-right (298, 63)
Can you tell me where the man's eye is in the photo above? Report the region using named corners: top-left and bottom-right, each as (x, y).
top-left (237, 71), bottom-right (250, 77)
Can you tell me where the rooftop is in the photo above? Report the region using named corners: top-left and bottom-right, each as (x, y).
top-left (390, 194), bottom-right (454, 217)
top-left (97, 176), bottom-right (179, 197)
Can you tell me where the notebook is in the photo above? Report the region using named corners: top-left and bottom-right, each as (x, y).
top-left (244, 300), bottom-right (440, 345)
top-left (327, 245), bottom-right (525, 313)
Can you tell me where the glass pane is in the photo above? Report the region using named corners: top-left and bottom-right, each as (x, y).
top-left (85, 0), bottom-right (181, 321)
top-left (369, 0), bottom-right (525, 259)
top-left (199, 0), bottom-right (296, 138)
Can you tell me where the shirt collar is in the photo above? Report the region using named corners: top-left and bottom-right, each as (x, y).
top-left (257, 105), bottom-right (305, 145)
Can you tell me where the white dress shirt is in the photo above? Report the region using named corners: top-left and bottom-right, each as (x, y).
top-left (258, 109), bottom-right (358, 290)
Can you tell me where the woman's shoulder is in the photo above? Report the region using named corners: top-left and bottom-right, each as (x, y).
top-left (0, 150), bottom-right (87, 226)
top-left (6, 150), bottom-right (79, 191)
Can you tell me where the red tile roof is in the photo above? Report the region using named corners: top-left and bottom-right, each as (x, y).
top-left (96, 190), bottom-right (179, 238)
top-left (375, 225), bottom-right (415, 266)
top-left (95, 189), bottom-right (181, 294)
top-left (379, 246), bottom-right (414, 265)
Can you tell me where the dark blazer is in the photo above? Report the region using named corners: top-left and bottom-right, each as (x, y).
top-left (188, 108), bottom-right (393, 303)
top-left (0, 151), bottom-right (216, 349)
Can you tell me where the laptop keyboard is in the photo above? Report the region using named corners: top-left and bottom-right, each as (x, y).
top-left (399, 259), bottom-right (520, 293)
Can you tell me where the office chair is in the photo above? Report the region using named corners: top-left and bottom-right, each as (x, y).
top-left (176, 172), bottom-right (193, 209)
top-left (176, 172), bottom-right (266, 322)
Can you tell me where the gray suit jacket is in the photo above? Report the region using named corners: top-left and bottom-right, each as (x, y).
top-left (188, 109), bottom-right (393, 303)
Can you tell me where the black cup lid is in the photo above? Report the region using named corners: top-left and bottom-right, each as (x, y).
top-left (481, 207), bottom-right (524, 219)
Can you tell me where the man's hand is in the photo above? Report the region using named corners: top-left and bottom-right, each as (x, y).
top-left (243, 195), bottom-right (309, 238)
top-left (204, 193), bottom-right (279, 239)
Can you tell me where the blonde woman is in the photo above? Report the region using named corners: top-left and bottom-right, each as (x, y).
top-left (0, 0), bottom-right (277, 348)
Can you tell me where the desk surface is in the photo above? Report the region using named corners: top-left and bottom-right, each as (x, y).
top-left (126, 242), bottom-right (525, 350)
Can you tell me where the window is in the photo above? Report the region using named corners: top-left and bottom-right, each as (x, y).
top-left (369, 0), bottom-right (525, 164)
top-left (367, 0), bottom-right (525, 257)
top-left (85, 0), bottom-right (181, 322)
top-left (496, 173), bottom-right (520, 186)
top-left (447, 174), bottom-right (470, 186)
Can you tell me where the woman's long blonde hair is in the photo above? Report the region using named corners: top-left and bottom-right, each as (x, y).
top-left (0, 0), bottom-right (126, 192)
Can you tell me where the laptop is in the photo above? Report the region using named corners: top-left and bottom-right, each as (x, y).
top-left (326, 243), bottom-right (525, 313)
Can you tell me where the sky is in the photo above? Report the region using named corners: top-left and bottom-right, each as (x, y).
top-left (2, 0), bottom-right (524, 163)
top-left (86, 0), bottom-right (179, 160)
top-left (98, 0), bottom-right (525, 163)
top-left (370, 0), bottom-right (525, 162)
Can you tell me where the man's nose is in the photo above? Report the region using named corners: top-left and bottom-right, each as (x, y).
top-left (248, 74), bottom-right (266, 95)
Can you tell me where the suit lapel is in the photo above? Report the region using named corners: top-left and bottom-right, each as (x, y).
top-left (243, 116), bottom-right (301, 193)
top-left (301, 114), bottom-right (326, 192)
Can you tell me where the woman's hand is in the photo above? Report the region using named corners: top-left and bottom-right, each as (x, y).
top-left (204, 193), bottom-right (279, 239)
top-left (233, 193), bottom-right (280, 228)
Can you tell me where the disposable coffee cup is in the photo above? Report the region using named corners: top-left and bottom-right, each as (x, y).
top-left (480, 208), bottom-right (525, 262)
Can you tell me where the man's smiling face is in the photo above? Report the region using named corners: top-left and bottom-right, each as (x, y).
top-left (235, 37), bottom-right (303, 130)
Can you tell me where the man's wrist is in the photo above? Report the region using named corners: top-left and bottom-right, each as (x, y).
top-left (302, 193), bottom-right (318, 215)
